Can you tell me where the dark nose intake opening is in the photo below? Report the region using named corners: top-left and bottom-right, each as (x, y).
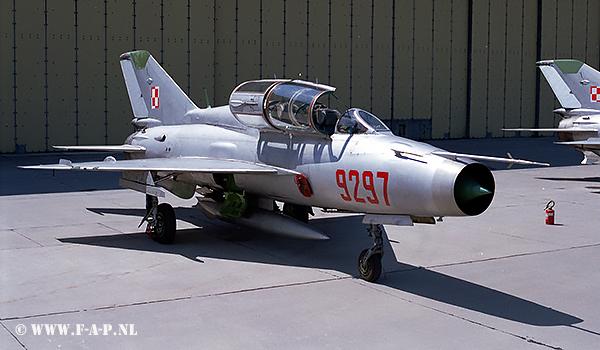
top-left (454, 163), bottom-right (495, 216)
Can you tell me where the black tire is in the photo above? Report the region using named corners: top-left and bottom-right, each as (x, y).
top-left (152, 203), bottom-right (176, 244)
top-left (282, 203), bottom-right (310, 223)
top-left (358, 249), bottom-right (382, 282)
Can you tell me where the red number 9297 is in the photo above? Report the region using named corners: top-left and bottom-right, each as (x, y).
top-left (335, 169), bottom-right (390, 206)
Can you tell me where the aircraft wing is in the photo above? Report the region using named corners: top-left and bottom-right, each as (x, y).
top-left (502, 128), bottom-right (597, 133)
top-left (431, 151), bottom-right (550, 167)
top-left (53, 145), bottom-right (146, 152)
top-left (555, 138), bottom-right (600, 148)
top-left (20, 157), bottom-right (297, 175)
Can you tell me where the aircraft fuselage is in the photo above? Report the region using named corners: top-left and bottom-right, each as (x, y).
top-left (127, 119), bottom-right (488, 218)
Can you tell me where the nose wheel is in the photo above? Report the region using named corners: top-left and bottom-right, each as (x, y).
top-left (358, 224), bottom-right (384, 282)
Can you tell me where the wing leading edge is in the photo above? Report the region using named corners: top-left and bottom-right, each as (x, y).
top-left (502, 128), bottom-right (597, 133)
top-left (20, 157), bottom-right (298, 175)
top-left (52, 145), bottom-right (146, 152)
top-left (556, 138), bottom-right (600, 148)
top-left (431, 151), bottom-right (550, 167)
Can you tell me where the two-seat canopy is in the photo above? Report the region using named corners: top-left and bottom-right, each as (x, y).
top-left (229, 80), bottom-right (390, 136)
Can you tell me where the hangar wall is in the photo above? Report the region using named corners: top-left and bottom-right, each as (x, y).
top-left (1, 0), bottom-right (599, 153)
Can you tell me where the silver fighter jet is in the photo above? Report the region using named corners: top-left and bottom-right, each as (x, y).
top-left (22, 51), bottom-right (547, 282)
top-left (505, 60), bottom-right (600, 164)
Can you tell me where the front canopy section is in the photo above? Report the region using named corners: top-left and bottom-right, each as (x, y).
top-left (336, 108), bottom-right (392, 134)
top-left (229, 80), bottom-right (339, 136)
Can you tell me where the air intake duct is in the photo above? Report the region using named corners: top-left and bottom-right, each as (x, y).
top-left (453, 163), bottom-right (495, 216)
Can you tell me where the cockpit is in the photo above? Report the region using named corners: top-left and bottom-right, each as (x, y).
top-left (336, 109), bottom-right (391, 134)
top-left (229, 79), bottom-right (390, 136)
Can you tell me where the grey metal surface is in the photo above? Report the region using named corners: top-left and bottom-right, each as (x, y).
top-left (1, 137), bottom-right (598, 349)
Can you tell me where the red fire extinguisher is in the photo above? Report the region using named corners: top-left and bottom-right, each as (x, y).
top-left (545, 200), bottom-right (555, 225)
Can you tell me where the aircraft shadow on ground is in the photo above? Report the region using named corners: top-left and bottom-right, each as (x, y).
top-left (537, 176), bottom-right (600, 194)
top-left (537, 176), bottom-right (600, 183)
top-left (60, 207), bottom-right (583, 328)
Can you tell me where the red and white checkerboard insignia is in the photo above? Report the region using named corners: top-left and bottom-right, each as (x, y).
top-left (591, 86), bottom-right (600, 103)
top-left (151, 86), bottom-right (160, 109)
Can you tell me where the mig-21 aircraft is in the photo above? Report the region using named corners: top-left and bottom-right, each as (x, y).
top-left (505, 59), bottom-right (600, 164)
top-left (21, 51), bottom-right (547, 282)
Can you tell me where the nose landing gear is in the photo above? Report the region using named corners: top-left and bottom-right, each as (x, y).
top-left (358, 224), bottom-right (384, 282)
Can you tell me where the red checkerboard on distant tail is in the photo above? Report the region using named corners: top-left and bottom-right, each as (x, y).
top-left (592, 86), bottom-right (600, 103)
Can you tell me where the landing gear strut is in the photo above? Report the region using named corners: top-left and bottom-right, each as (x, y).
top-left (358, 224), bottom-right (383, 282)
top-left (143, 194), bottom-right (176, 244)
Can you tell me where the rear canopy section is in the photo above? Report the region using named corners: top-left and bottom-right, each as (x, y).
top-left (229, 80), bottom-right (338, 136)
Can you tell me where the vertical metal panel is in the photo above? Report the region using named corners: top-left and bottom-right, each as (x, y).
top-left (351, 1), bottom-right (372, 111)
top-left (189, 1), bottom-right (215, 107)
top-left (585, 0), bottom-right (600, 66)
top-left (307, 1), bottom-right (328, 88)
top-left (284, 0), bottom-right (308, 81)
top-left (468, 0), bottom-right (489, 138)
top-left (448, 0), bottom-right (469, 139)
top-left (412, 0), bottom-right (433, 122)
top-left (585, 0), bottom-right (600, 65)
top-left (328, 1), bottom-right (351, 106)
top-left (105, 0), bottom-right (136, 144)
top-left (213, 0), bottom-right (236, 105)
top-left (77, 2), bottom-right (106, 146)
top-left (237, 1), bottom-right (261, 83)
top-left (430, 0), bottom-right (452, 139)
top-left (503, 0), bottom-right (525, 134)
top-left (538, 0), bottom-right (564, 130)
top-left (555, 0), bottom-right (574, 58)
top-left (518, 0), bottom-right (540, 132)
top-left (13, 1), bottom-right (46, 153)
top-left (393, 0), bottom-right (415, 122)
top-left (486, 0), bottom-right (507, 138)
top-left (572, 0), bottom-right (589, 59)
top-left (45, 1), bottom-right (76, 149)
top-left (134, 0), bottom-right (161, 56)
top-left (0, 0), bottom-right (16, 152)
top-left (261, 0), bottom-right (284, 80)
top-left (163, 0), bottom-right (190, 99)
top-left (371, 0), bottom-right (393, 120)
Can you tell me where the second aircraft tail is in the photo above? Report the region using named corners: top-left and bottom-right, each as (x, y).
top-left (120, 50), bottom-right (198, 126)
top-left (537, 59), bottom-right (600, 110)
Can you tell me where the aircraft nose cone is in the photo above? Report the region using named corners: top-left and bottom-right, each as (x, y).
top-left (454, 163), bottom-right (495, 216)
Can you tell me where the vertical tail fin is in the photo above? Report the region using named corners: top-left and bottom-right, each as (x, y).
top-left (537, 59), bottom-right (600, 110)
top-left (120, 51), bottom-right (198, 125)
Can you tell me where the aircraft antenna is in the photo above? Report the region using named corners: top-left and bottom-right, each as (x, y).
top-left (204, 89), bottom-right (212, 108)
top-left (332, 93), bottom-right (350, 110)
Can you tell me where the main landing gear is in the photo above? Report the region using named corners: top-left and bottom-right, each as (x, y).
top-left (140, 194), bottom-right (384, 282)
top-left (143, 194), bottom-right (176, 244)
top-left (358, 224), bottom-right (384, 282)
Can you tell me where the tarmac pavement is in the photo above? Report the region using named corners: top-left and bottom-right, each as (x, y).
top-left (1, 137), bottom-right (598, 349)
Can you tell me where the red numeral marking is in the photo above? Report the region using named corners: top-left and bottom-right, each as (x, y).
top-left (336, 169), bottom-right (352, 201)
top-left (349, 170), bottom-right (366, 203)
top-left (335, 169), bottom-right (390, 206)
top-left (362, 171), bottom-right (379, 204)
top-left (376, 171), bottom-right (390, 206)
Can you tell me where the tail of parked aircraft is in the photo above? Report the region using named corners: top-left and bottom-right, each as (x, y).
top-left (120, 50), bottom-right (198, 126)
top-left (537, 59), bottom-right (600, 110)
